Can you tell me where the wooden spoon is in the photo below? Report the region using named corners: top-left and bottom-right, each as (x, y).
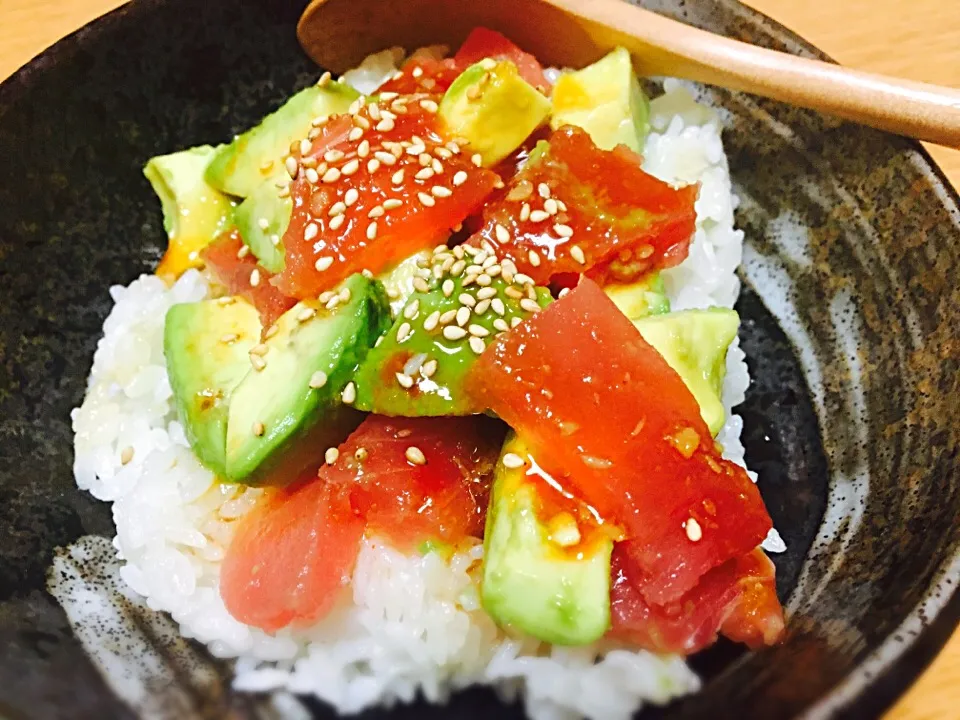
top-left (298, 0), bottom-right (960, 147)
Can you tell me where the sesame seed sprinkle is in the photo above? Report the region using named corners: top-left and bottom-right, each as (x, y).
top-left (304, 223), bottom-right (319, 241)
top-left (405, 446), bottom-right (427, 465)
top-left (285, 156), bottom-right (299, 178)
top-left (477, 286), bottom-right (497, 300)
top-left (538, 183), bottom-right (551, 199)
top-left (528, 250), bottom-right (542, 267)
top-left (324, 149), bottom-right (344, 163)
top-left (120, 446), bottom-right (135, 465)
top-left (570, 245), bottom-right (586, 264)
top-left (322, 167), bottom-right (341, 183)
top-left (305, 167), bottom-right (320, 184)
top-left (423, 310), bottom-right (441, 331)
top-left (493, 318), bottom-right (509, 332)
top-left (325, 447), bottom-right (339, 464)
top-left (392, 169), bottom-right (405, 185)
top-left (443, 325), bottom-right (468, 340)
top-left (529, 210), bottom-right (550, 223)
top-left (491, 298), bottom-right (506, 316)
top-left (441, 279), bottom-right (455, 297)
top-left (253, 421), bottom-right (265, 437)
top-left (249, 269), bottom-right (261, 287)
top-left (413, 277), bottom-right (430, 293)
top-left (397, 322), bottom-right (413, 343)
top-left (367, 158), bottom-right (381, 173)
top-left (455, 306), bottom-right (471, 327)
top-left (297, 306), bottom-right (316, 322)
top-left (511, 316), bottom-right (523, 328)
top-left (358, 139), bottom-right (371, 157)
top-left (458, 292), bottom-right (476, 307)
top-left (555, 224), bottom-right (574, 238)
top-left (416, 167), bottom-right (435, 180)
top-left (344, 188), bottom-right (359, 206)
top-left (341, 382), bottom-right (356, 404)
top-left (366, 221), bottom-right (378, 240)
top-left (329, 214), bottom-right (346, 230)
top-left (686, 518), bottom-right (703, 542)
top-left (339, 287), bottom-right (352, 303)
top-left (368, 205), bottom-right (385, 219)
top-left (348, 127), bottom-right (364, 142)
top-left (329, 202), bottom-right (346, 216)
top-left (469, 336), bottom-right (486, 354)
top-left (300, 139), bottom-right (313, 156)
top-left (314, 256), bottom-right (334, 271)
top-left (544, 198), bottom-right (559, 215)
top-left (310, 371), bottom-right (328, 388)
top-left (418, 192), bottom-right (436, 207)
top-left (495, 224), bottom-right (510, 243)
top-left (471, 153), bottom-right (483, 167)
top-left (341, 158), bottom-right (360, 176)
top-left (375, 151), bottom-right (396, 166)
top-left (439, 309), bottom-right (458, 325)
top-left (250, 354), bottom-right (266, 371)
top-left (237, 245), bottom-right (250, 259)
top-left (468, 323), bottom-right (489, 337)
top-left (395, 371), bottom-right (414, 388)
top-left (421, 359), bottom-right (438, 377)
top-left (383, 198), bottom-right (403, 210)
top-left (520, 203), bottom-right (531, 221)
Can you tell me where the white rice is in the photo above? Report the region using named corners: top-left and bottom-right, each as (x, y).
top-left (54, 63), bottom-right (779, 720)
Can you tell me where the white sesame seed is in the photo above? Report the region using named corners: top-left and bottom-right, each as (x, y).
top-left (237, 245), bottom-right (250, 259)
top-left (558, 287), bottom-right (571, 298)
top-left (529, 210), bottom-right (549, 223)
top-left (300, 138), bottom-right (313, 156)
top-left (305, 167), bottom-right (320, 184)
top-left (421, 359), bottom-right (438, 377)
top-left (490, 298), bottom-right (505, 316)
top-left (405, 446), bottom-right (427, 465)
top-left (397, 322), bottom-right (412, 343)
top-left (502, 452), bottom-right (525, 469)
top-left (329, 214), bottom-right (345, 231)
top-left (520, 298), bottom-right (540, 313)
top-left (514, 272), bottom-right (535, 286)
top-left (329, 201), bottom-right (346, 216)
top-left (314, 256), bottom-right (334, 271)
top-left (415, 310), bottom-right (439, 335)
top-left (285, 156), bottom-right (299, 178)
top-left (468, 323), bottom-right (489, 337)
top-left (504, 286), bottom-right (524, 299)
top-left (348, 126), bottom-right (364, 142)
top-left (544, 198), bottom-right (559, 215)
top-left (304, 223), bottom-right (319, 241)
top-left (376, 118), bottom-right (395, 132)
top-left (418, 153), bottom-right (432, 167)
top-left (554, 224), bottom-right (574, 238)
top-left (325, 295), bottom-right (341, 310)
top-left (120, 446), bottom-right (135, 465)
top-left (538, 182), bottom-right (551, 199)
top-left (324, 149), bottom-right (345, 163)
top-left (511, 316), bottom-right (523, 328)
top-left (432, 185), bottom-right (452, 198)
top-left (344, 188), bottom-right (359, 206)
top-left (520, 203), bottom-right (531, 221)
top-left (477, 287), bottom-right (497, 300)
top-left (686, 518), bottom-right (703, 542)
top-left (264, 324), bottom-right (280, 339)
top-left (354, 115), bottom-right (371, 129)
top-left (341, 158), bottom-right (360, 176)
top-left (368, 102), bottom-right (382, 121)
top-left (474, 299), bottom-right (491, 315)
top-left (443, 325), bottom-right (468, 340)
top-left (476, 274), bottom-right (492, 287)
top-left (570, 245), bottom-right (586, 264)
top-left (418, 192), bottom-right (436, 207)
top-left (383, 198), bottom-right (403, 210)
top-left (375, 151), bottom-right (396, 166)
top-left (365, 158), bottom-right (380, 174)
top-left (325, 447), bottom-right (339, 464)
top-left (297, 306), bottom-right (317, 322)
top-left (317, 71), bottom-right (332, 87)
top-left (419, 99), bottom-right (439, 113)
top-left (458, 292), bottom-right (476, 308)
top-left (348, 98), bottom-right (363, 115)
top-left (339, 287), bottom-right (352, 303)
top-left (415, 167), bottom-right (435, 180)
top-left (366, 221), bottom-right (378, 240)
top-left (455, 306), bottom-right (471, 327)
top-left (357, 139), bottom-right (370, 157)
top-left (380, 91), bottom-right (399, 100)
top-left (469, 336), bottom-right (486, 354)
top-left (322, 167), bottom-right (341, 183)
top-left (341, 382), bottom-right (356, 404)
top-left (471, 153), bottom-right (483, 167)
top-left (413, 277), bottom-right (430, 293)
top-left (391, 169), bottom-right (405, 185)
top-left (310, 371), bottom-right (328, 388)
top-left (432, 158), bottom-right (444, 174)
top-left (250, 354), bottom-right (266, 371)
top-left (493, 318), bottom-right (509, 332)
top-left (368, 205), bottom-right (385, 219)
top-left (253, 421), bottom-right (265, 437)
top-left (448, 171), bottom-right (467, 189)
top-left (395, 371), bottom-right (414, 388)
top-left (494, 224), bottom-right (510, 243)
top-left (249, 268), bottom-right (261, 287)
top-left (527, 250), bottom-right (542, 267)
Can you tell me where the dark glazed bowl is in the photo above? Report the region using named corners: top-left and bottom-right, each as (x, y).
top-left (0, 0), bottom-right (958, 718)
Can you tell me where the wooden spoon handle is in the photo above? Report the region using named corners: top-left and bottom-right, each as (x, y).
top-left (550, 0), bottom-right (960, 147)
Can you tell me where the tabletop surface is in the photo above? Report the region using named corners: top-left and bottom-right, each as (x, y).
top-left (1, 1), bottom-right (957, 718)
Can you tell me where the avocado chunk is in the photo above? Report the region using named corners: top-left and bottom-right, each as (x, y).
top-left (377, 250), bottom-right (433, 316)
top-left (634, 308), bottom-right (740, 436)
top-left (439, 60), bottom-right (551, 167)
top-left (482, 434), bottom-right (614, 646)
top-left (164, 298), bottom-right (261, 475)
top-left (605, 273), bottom-right (670, 320)
top-left (234, 179), bottom-right (291, 273)
top-left (225, 274), bottom-right (391, 485)
top-left (206, 82), bottom-right (360, 198)
top-left (144, 145), bottom-right (235, 279)
top-left (353, 269), bottom-right (551, 416)
top-left (550, 47), bottom-right (650, 153)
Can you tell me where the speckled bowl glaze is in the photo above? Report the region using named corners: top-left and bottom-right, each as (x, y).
top-left (0, 0), bottom-right (957, 718)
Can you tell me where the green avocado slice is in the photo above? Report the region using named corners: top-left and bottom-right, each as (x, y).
top-left (224, 274), bottom-right (391, 485)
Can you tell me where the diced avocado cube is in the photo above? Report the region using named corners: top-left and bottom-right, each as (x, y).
top-left (224, 274), bottom-right (391, 485)
top-left (439, 60), bottom-right (551, 167)
top-left (605, 273), bottom-right (670, 320)
top-left (634, 308), bottom-right (740, 436)
top-left (376, 250), bottom-right (434, 316)
top-left (482, 434), bottom-right (613, 646)
top-left (550, 47), bottom-right (650, 153)
top-left (234, 179), bottom-right (292, 273)
top-left (164, 298), bottom-right (261, 475)
top-left (353, 269), bottom-right (551, 417)
top-left (144, 145), bottom-right (235, 279)
top-left (206, 82), bottom-right (360, 198)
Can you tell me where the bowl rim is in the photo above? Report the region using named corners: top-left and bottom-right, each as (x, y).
top-left (1, 0), bottom-right (958, 717)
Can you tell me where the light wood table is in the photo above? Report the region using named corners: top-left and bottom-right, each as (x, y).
top-left (1, 1), bottom-right (957, 718)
